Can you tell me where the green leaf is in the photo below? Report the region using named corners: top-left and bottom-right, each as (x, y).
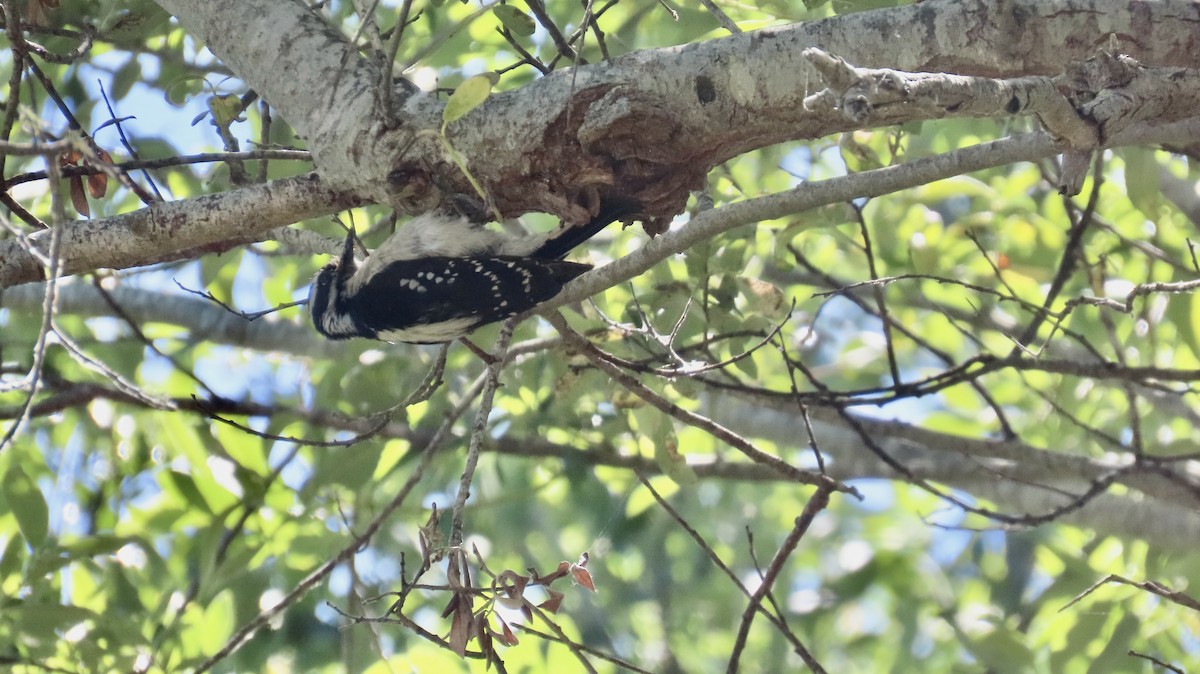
top-left (494, 5), bottom-right (535, 36)
top-left (100, 0), bottom-right (172, 39)
top-left (208, 93), bottom-right (244, 128)
top-left (163, 470), bottom-right (213, 514)
top-left (0, 534), bottom-right (25, 584)
top-left (832, 0), bottom-right (905, 15)
top-left (182, 590), bottom-right (235, 655)
top-left (653, 432), bottom-right (697, 487)
top-left (625, 476), bottom-right (678, 518)
top-left (373, 439), bottom-right (411, 480)
top-left (310, 445), bottom-right (380, 491)
top-left (1167, 290), bottom-right (1200, 359)
top-left (28, 544), bottom-right (74, 581)
top-left (3, 466), bottom-right (49, 548)
top-left (215, 422), bottom-right (269, 476)
top-left (959, 625), bottom-right (1036, 674)
top-left (110, 59), bottom-right (143, 100)
top-left (738, 277), bottom-right (788, 320)
top-left (443, 74), bottom-right (498, 128)
top-left (60, 534), bottom-right (130, 558)
top-left (839, 131), bottom-right (884, 172)
top-left (162, 72), bottom-right (207, 107)
top-left (1122, 147), bottom-right (1161, 218)
top-left (711, 238), bottom-right (750, 274)
top-left (1089, 612), bottom-right (1139, 674)
top-left (12, 603), bottom-right (98, 641)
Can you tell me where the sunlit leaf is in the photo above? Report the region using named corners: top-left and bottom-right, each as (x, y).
top-left (443, 74), bottom-right (498, 127)
top-left (494, 5), bottom-right (535, 36)
top-left (1122, 147), bottom-right (1161, 218)
top-left (3, 466), bottom-right (49, 548)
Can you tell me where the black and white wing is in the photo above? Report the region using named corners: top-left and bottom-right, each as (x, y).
top-left (344, 256), bottom-right (592, 344)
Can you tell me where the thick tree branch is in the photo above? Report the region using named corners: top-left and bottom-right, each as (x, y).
top-left (150, 0), bottom-right (1200, 229)
top-left (536, 118), bottom-right (1200, 317)
top-left (153, 0), bottom-right (441, 202)
top-left (5, 370), bottom-right (1194, 550)
top-left (0, 173), bottom-right (360, 288)
top-left (702, 392), bottom-right (1200, 512)
top-left (0, 282), bottom-right (344, 357)
top-left (5, 2), bottom-right (1198, 289)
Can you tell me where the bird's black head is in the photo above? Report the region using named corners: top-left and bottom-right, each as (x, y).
top-left (309, 232), bottom-right (362, 339)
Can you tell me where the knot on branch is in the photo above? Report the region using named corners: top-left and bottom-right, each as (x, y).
top-left (1056, 52), bottom-right (1200, 149)
top-left (1056, 51), bottom-right (1142, 107)
top-left (800, 47), bottom-right (1099, 149)
top-left (802, 49), bottom-right (912, 125)
top-left (548, 86), bottom-right (703, 231)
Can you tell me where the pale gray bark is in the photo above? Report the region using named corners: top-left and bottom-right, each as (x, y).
top-left (536, 118), bottom-right (1200, 316)
top-left (3, 0), bottom-right (1199, 289)
top-left (0, 173), bottom-right (358, 287)
top-left (151, 0), bottom-right (1200, 225)
top-left (700, 393), bottom-right (1200, 551)
top-left (0, 282), bottom-right (345, 358)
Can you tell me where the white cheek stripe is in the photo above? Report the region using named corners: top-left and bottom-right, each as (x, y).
top-left (320, 310), bottom-right (359, 337)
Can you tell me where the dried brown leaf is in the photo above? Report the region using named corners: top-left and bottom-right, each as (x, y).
top-left (571, 564), bottom-right (596, 592)
top-left (539, 589), bottom-right (565, 614)
top-left (447, 599), bottom-right (474, 656)
top-left (68, 176), bottom-right (89, 217)
top-left (496, 616), bottom-right (519, 646)
top-left (86, 172), bottom-right (108, 199)
top-left (87, 150), bottom-right (111, 198)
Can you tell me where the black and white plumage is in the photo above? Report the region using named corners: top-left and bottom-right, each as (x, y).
top-left (308, 211), bottom-right (605, 344)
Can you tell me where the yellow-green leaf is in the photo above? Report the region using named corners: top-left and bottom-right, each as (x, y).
top-left (494, 5), bottom-right (535, 36)
top-left (373, 439), bottom-right (410, 480)
top-left (654, 433), bottom-right (697, 486)
top-left (1122, 147), bottom-right (1161, 218)
top-left (443, 74), bottom-right (497, 128)
top-left (625, 475), bottom-right (678, 518)
top-left (3, 466), bottom-right (49, 548)
top-left (208, 93), bottom-right (243, 128)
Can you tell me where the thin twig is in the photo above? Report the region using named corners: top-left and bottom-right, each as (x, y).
top-left (851, 202), bottom-right (901, 386)
top-left (3, 149), bottom-right (312, 188)
top-left (450, 319), bottom-right (517, 546)
top-left (1061, 573), bottom-right (1200, 613)
top-left (193, 406), bottom-right (453, 673)
top-left (548, 312), bottom-right (856, 496)
top-left (1125, 650), bottom-right (1184, 673)
top-left (726, 484), bottom-right (833, 674)
top-left (0, 152), bottom-right (64, 453)
top-left (636, 472), bottom-right (813, 659)
top-left (97, 79), bottom-right (164, 200)
top-left (525, 0), bottom-right (579, 63)
top-left (697, 0), bottom-right (740, 34)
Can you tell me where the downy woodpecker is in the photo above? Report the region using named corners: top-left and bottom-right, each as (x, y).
top-left (308, 211), bottom-right (608, 344)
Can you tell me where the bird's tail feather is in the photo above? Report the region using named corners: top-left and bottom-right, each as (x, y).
top-left (533, 198), bottom-right (640, 260)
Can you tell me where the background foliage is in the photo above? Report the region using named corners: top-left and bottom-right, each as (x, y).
top-left (2, 0), bottom-right (1199, 672)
